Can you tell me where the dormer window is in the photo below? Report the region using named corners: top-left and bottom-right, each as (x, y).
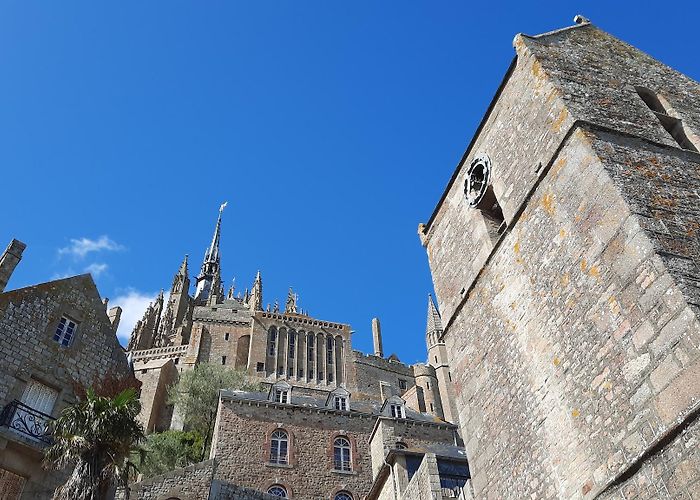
top-left (53, 316), bottom-right (77, 347)
top-left (334, 395), bottom-right (348, 411)
top-left (274, 389), bottom-right (289, 404)
top-left (390, 404), bottom-right (405, 419)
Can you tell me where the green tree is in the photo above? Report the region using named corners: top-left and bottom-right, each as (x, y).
top-left (167, 363), bottom-right (260, 460)
top-left (44, 387), bottom-right (146, 500)
top-left (135, 430), bottom-right (204, 479)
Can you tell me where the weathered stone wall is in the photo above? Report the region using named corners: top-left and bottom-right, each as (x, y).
top-left (350, 351), bottom-right (416, 401)
top-left (210, 480), bottom-right (280, 500)
top-left (428, 127), bottom-right (700, 498)
top-left (211, 397), bottom-right (375, 500)
top-left (126, 459), bottom-right (215, 500)
top-left (402, 453), bottom-right (442, 500)
top-left (369, 418), bottom-right (457, 478)
top-left (422, 22), bottom-right (700, 499)
top-left (0, 275), bottom-right (131, 499)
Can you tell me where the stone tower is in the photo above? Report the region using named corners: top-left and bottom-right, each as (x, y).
top-left (419, 18), bottom-right (700, 499)
top-left (425, 294), bottom-right (459, 426)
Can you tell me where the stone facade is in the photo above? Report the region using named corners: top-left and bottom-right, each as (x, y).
top-left (0, 241), bottom-right (132, 499)
top-left (420, 18), bottom-right (700, 499)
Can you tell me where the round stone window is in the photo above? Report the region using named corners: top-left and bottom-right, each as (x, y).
top-left (464, 154), bottom-right (492, 208)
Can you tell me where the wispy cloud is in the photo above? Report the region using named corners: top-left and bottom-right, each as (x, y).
top-left (58, 236), bottom-right (124, 259)
top-left (111, 289), bottom-right (161, 345)
top-left (84, 262), bottom-right (108, 278)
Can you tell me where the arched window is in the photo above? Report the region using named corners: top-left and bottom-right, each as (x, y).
top-left (334, 491), bottom-right (353, 500)
top-left (395, 441), bottom-right (408, 450)
top-left (288, 330), bottom-right (296, 359)
top-left (333, 436), bottom-right (352, 471)
top-left (270, 430), bottom-right (288, 465)
top-left (267, 485), bottom-right (288, 497)
top-left (268, 327), bottom-right (277, 356)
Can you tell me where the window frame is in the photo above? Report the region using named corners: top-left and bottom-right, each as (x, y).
top-left (390, 404), bottom-right (405, 419)
top-left (53, 316), bottom-right (78, 347)
top-left (269, 430), bottom-right (289, 465)
top-left (267, 484), bottom-right (288, 497)
top-left (274, 389), bottom-right (289, 404)
top-left (333, 436), bottom-right (352, 472)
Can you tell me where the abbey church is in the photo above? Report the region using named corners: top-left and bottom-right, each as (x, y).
top-left (0, 16), bottom-right (699, 500)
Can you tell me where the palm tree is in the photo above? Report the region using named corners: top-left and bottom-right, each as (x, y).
top-left (44, 387), bottom-right (146, 500)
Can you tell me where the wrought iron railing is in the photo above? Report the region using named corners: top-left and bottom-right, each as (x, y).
top-left (0, 400), bottom-right (54, 444)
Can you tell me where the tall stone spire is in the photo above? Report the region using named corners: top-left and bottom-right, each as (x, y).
top-left (284, 287), bottom-right (298, 314)
top-left (195, 202), bottom-right (227, 301)
top-left (426, 294), bottom-right (443, 339)
top-left (249, 271), bottom-right (262, 311)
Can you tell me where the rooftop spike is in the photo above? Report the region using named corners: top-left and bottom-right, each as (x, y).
top-left (426, 294), bottom-right (443, 335)
top-left (195, 203), bottom-right (227, 301)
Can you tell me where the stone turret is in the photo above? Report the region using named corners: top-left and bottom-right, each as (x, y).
top-left (425, 294), bottom-right (459, 425)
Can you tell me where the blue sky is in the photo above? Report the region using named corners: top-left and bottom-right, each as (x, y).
top-left (1, 2), bottom-right (699, 364)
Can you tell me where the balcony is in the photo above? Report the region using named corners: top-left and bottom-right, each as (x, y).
top-left (0, 400), bottom-right (55, 444)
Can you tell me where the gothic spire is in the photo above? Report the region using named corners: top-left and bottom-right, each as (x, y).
top-left (249, 270), bottom-right (262, 311)
top-left (426, 294), bottom-right (443, 335)
top-left (195, 202), bottom-right (227, 301)
top-left (285, 287), bottom-right (298, 314)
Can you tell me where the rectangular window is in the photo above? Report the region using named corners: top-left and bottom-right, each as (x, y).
top-left (278, 366), bottom-right (284, 376)
top-left (288, 367), bottom-right (294, 376)
top-left (174, 358), bottom-right (179, 365)
top-left (334, 396), bottom-right (347, 411)
top-left (426, 381), bottom-right (431, 390)
top-left (221, 356), bottom-right (227, 365)
top-left (288, 333), bottom-right (295, 359)
top-left (430, 402), bottom-right (434, 412)
top-left (298, 369), bottom-right (304, 378)
top-left (309, 369), bottom-right (314, 379)
top-left (398, 379), bottom-right (407, 391)
top-left (256, 362), bottom-right (265, 372)
top-left (326, 337), bottom-right (334, 364)
top-left (225, 332), bottom-right (230, 341)
top-left (390, 404), bottom-right (405, 419)
top-left (274, 389), bottom-right (289, 404)
top-left (318, 371), bottom-right (323, 380)
top-left (53, 316), bottom-right (77, 347)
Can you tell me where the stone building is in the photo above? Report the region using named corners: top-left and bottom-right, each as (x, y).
top-left (0, 239), bottom-right (132, 499)
top-left (124, 204), bottom-right (463, 499)
top-left (419, 16), bottom-right (700, 499)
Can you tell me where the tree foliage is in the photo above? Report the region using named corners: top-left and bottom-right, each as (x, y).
top-left (44, 387), bottom-right (145, 500)
top-left (135, 430), bottom-right (204, 479)
top-left (167, 363), bottom-right (260, 459)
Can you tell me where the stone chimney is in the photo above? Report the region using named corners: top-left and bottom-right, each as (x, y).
top-left (108, 306), bottom-right (122, 333)
top-left (0, 239), bottom-right (26, 293)
top-left (372, 317), bottom-right (383, 358)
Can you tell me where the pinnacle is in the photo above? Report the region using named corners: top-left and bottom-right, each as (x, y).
top-left (426, 294), bottom-right (443, 334)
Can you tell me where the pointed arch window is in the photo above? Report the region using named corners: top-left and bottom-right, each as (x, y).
top-left (270, 430), bottom-right (288, 465)
top-left (288, 331), bottom-right (296, 359)
top-left (333, 436), bottom-right (352, 471)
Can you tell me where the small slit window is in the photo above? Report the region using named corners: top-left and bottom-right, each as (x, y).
top-left (635, 86), bottom-right (699, 152)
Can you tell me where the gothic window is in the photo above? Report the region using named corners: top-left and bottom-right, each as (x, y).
top-left (333, 437), bottom-right (352, 471)
top-left (53, 316), bottom-right (77, 347)
top-left (398, 379), bottom-right (407, 391)
top-left (267, 485), bottom-right (288, 497)
top-left (269, 431), bottom-right (288, 465)
top-left (335, 492), bottom-right (353, 500)
top-left (326, 336), bottom-right (334, 365)
top-left (334, 395), bottom-right (348, 411)
top-left (268, 327), bottom-right (277, 356)
top-left (390, 404), bottom-right (405, 419)
top-left (274, 389), bottom-right (289, 404)
top-left (306, 333), bottom-right (316, 377)
top-left (288, 331), bottom-right (296, 359)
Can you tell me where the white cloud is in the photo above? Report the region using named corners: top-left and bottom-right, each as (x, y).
top-left (58, 236), bottom-right (125, 259)
top-left (84, 262), bottom-right (108, 278)
top-left (111, 289), bottom-right (160, 345)
top-left (50, 269), bottom-right (76, 280)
